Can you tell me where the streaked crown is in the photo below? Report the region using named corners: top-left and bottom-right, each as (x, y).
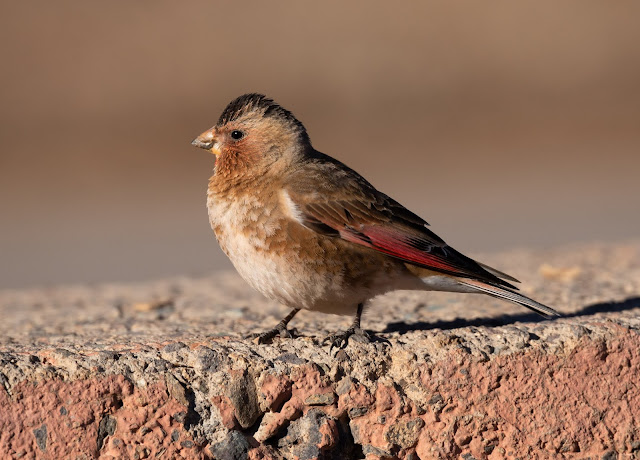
top-left (217, 93), bottom-right (309, 143)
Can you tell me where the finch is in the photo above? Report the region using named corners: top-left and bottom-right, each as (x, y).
top-left (192, 94), bottom-right (559, 346)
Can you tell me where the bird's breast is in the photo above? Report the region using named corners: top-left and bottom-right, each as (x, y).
top-left (206, 187), bottom-right (413, 313)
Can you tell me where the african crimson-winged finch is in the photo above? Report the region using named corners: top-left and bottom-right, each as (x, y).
top-left (192, 94), bottom-right (558, 345)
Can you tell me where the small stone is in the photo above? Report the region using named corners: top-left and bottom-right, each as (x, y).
top-left (228, 371), bottom-right (261, 429)
top-left (172, 411), bottom-right (186, 423)
top-left (171, 430), bottom-right (179, 442)
top-left (484, 443), bottom-right (496, 454)
top-left (97, 415), bottom-right (116, 450)
top-left (362, 444), bottom-right (393, 458)
top-left (278, 410), bottom-right (339, 459)
top-left (305, 392), bottom-right (336, 406)
top-left (181, 440), bottom-right (194, 448)
top-left (33, 424), bottom-right (47, 452)
top-left (348, 407), bottom-right (369, 418)
top-left (279, 409), bottom-right (326, 446)
top-left (165, 373), bottom-right (189, 406)
top-left (132, 299), bottom-right (173, 312)
top-left (134, 446), bottom-right (151, 459)
top-left (384, 418), bottom-right (425, 449)
top-left (196, 346), bottom-right (221, 372)
top-left (210, 431), bottom-right (250, 460)
top-left (335, 377), bottom-right (353, 395)
top-left (602, 451), bottom-right (618, 460)
top-left (162, 342), bottom-right (188, 353)
top-left (276, 353), bottom-right (306, 364)
top-left (254, 412), bottom-right (282, 443)
top-left (428, 392), bottom-right (446, 412)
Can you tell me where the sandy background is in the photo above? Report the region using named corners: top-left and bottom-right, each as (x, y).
top-left (1, 1), bottom-right (640, 289)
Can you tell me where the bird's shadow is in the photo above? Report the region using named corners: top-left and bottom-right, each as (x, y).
top-left (381, 296), bottom-right (640, 334)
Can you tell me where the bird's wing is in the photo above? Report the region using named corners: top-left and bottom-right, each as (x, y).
top-left (285, 152), bottom-right (517, 289)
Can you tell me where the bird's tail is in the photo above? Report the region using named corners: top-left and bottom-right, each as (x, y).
top-left (457, 278), bottom-right (560, 318)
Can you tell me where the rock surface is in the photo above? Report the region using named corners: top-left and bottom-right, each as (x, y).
top-left (1, 242), bottom-right (639, 459)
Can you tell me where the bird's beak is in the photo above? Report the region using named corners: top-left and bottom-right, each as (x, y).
top-left (191, 128), bottom-right (221, 156)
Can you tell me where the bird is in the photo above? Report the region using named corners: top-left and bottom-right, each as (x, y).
top-left (192, 93), bottom-right (559, 346)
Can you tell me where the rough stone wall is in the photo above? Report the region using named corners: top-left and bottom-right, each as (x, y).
top-left (1, 242), bottom-right (639, 459)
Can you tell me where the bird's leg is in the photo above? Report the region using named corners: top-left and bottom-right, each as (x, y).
top-left (251, 308), bottom-right (300, 344)
top-left (325, 303), bottom-right (371, 349)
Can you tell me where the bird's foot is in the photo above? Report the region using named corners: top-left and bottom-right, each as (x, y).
top-left (325, 327), bottom-right (371, 351)
top-left (249, 325), bottom-right (296, 344)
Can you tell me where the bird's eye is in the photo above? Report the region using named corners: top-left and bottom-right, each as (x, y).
top-left (230, 130), bottom-right (245, 140)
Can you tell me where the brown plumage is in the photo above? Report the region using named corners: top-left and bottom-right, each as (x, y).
top-left (192, 93), bottom-right (559, 346)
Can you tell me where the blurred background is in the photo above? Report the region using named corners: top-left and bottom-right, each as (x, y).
top-left (1, 1), bottom-right (639, 289)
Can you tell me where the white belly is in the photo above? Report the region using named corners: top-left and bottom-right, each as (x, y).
top-left (209, 193), bottom-right (352, 314)
top-left (207, 193), bottom-right (409, 315)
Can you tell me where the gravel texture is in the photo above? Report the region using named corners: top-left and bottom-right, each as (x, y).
top-left (1, 242), bottom-right (639, 459)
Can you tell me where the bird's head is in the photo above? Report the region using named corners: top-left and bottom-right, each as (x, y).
top-left (192, 94), bottom-right (310, 177)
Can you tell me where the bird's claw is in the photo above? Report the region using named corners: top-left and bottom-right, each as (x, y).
top-left (249, 326), bottom-right (296, 344)
top-left (325, 327), bottom-right (371, 351)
